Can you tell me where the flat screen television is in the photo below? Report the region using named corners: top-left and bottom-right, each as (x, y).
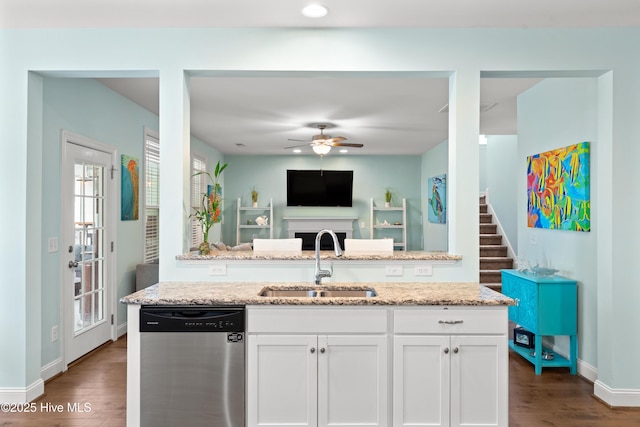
top-left (287, 170), bottom-right (353, 207)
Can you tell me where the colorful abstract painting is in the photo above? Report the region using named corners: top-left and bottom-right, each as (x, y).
top-left (208, 183), bottom-right (222, 223)
top-left (427, 174), bottom-right (446, 224)
top-left (527, 142), bottom-right (590, 231)
top-left (121, 154), bottom-right (139, 220)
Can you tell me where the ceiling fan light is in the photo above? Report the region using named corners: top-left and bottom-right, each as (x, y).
top-left (302, 4), bottom-right (328, 18)
top-left (312, 144), bottom-right (331, 155)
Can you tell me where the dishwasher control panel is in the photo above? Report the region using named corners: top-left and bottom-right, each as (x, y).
top-left (140, 306), bottom-right (245, 332)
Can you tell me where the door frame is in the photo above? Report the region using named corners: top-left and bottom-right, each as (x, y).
top-left (60, 129), bottom-right (118, 369)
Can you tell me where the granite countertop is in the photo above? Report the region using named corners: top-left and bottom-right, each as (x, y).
top-left (176, 250), bottom-right (462, 262)
top-left (120, 281), bottom-right (513, 306)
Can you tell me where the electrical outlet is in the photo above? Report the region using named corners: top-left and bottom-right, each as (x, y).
top-left (48, 237), bottom-right (58, 253)
top-left (360, 221), bottom-right (366, 229)
top-left (415, 265), bottom-right (433, 276)
top-left (529, 231), bottom-right (537, 245)
top-left (208, 264), bottom-right (227, 276)
top-left (385, 265), bottom-right (403, 277)
top-left (51, 325), bottom-right (58, 342)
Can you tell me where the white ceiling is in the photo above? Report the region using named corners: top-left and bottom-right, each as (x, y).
top-left (9, 0), bottom-right (636, 155)
top-left (2, 0), bottom-right (639, 29)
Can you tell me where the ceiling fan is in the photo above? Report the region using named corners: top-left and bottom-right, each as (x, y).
top-left (284, 124), bottom-right (364, 155)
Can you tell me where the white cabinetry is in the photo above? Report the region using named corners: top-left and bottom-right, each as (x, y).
top-left (393, 308), bottom-right (508, 427)
top-left (370, 198), bottom-right (407, 250)
top-left (247, 307), bottom-right (389, 427)
top-left (236, 197), bottom-right (273, 245)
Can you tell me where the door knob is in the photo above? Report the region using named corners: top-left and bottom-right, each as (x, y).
top-left (68, 260), bottom-right (78, 269)
top-left (320, 347), bottom-right (326, 353)
top-left (453, 347), bottom-right (459, 354)
top-left (310, 347), bottom-right (316, 354)
top-left (444, 348), bottom-right (449, 354)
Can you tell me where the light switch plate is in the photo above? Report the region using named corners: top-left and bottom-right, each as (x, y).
top-left (385, 265), bottom-right (403, 276)
top-left (415, 265), bottom-right (433, 276)
top-left (208, 264), bottom-right (227, 276)
top-left (48, 237), bottom-right (58, 253)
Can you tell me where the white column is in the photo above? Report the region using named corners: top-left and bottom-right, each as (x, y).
top-left (158, 69), bottom-right (191, 280)
top-left (448, 70), bottom-right (480, 280)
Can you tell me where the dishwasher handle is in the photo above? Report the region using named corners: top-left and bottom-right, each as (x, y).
top-left (140, 306), bottom-right (245, 332)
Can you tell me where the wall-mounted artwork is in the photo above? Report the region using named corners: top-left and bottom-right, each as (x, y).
top-left (428, 174), bottom-right (446, 224)
top-left (208, 183), bottom-right (222, 223)
top-left (121, 154), bottom-right (139, 221)
top-left (527, 141), bottom-right (590, 231)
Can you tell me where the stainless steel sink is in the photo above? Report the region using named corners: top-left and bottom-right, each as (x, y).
top-left (259, 289), bottom-right (318, 297)
top-left (258, 287), bottom-right (377, 298)
top-left (317, 289), bottom-right (377, 298)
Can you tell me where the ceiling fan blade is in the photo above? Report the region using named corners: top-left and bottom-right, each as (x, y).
top-left (332, 142), bottom-right (364, 148)
top-left (325, 136), bottom-right (347, 146)
top-left (283, 143), bottom-right (311, 149)
top-left (287, 138), bottom-right (308, 142)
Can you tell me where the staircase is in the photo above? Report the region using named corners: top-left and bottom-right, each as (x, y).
top-left (479, 195), bottom-right (513, 292)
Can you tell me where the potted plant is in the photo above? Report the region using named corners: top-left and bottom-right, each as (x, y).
top-left (190, 160), bottom-right (228, 254)
top-left (385, 188), bottom-right (392, 207)
top-left (251, 186), bottom-right (259, 207)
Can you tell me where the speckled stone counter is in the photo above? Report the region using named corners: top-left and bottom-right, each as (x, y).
top-left (120, 281), bottom-right (513, 306)
top-left (176, 250), bottom-right (462, 262)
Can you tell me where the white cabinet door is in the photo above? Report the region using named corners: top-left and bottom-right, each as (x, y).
top-left (247, 334), bottom-right (318, 427)
top-left (393, 335), bottom-right (450, 427)
top-left (318, 335), bottom-right (388, 427)
top-left (450, 335), bottom-right (507, 427)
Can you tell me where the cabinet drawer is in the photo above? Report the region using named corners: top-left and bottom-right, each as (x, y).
top-left (247, 306), bottom-right (388, 333)
top-left (394, 307), bottom-right (507, 334)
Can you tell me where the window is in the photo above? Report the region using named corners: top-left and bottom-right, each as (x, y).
top-left (191, 154), bottom-right (207, 248)
top-left (143, 129), bottom-right (160, 263)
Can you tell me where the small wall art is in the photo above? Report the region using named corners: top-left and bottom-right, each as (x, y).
top-left (121, 154), bottom-right (139, 220)
top-left (427, 174), bottom-right (446, 224)
top-left (527, 141), bottom-right (590, 232)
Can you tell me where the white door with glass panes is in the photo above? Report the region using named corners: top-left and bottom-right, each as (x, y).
top-left (62, 133), bottom-right (115, 364)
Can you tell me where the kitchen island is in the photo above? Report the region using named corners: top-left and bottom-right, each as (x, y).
top-left (122, 281), bottom-right (512, 427)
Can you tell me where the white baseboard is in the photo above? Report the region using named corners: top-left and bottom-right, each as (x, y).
top-left (0, 379), bottom-right (44, 403)
top-left (41, 357), bottom-right (64, 382)
top-left (118, 321), bottom-right (127, 338)
top-left (594, 380), bottom-right (640, 407)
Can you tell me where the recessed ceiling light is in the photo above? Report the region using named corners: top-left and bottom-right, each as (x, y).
top-left (302, 4), bottom-right (328, 18)
top-left (293, 149), bottom-right (302, 153)
top-left (339, 149), bottom-right (348, 153)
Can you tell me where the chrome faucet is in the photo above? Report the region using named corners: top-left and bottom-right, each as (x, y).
top-left (314, 229), bottom-right (343, 285)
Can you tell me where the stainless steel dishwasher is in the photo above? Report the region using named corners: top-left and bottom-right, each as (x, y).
top-left (139, 305), bottom-right (245, 427)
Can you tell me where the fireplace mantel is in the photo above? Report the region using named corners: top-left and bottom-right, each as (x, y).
top-left (283, 217), bottom-right (357, 238)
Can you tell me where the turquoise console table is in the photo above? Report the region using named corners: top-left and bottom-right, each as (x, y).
top-left (501, 269), bottom-right (577, 375)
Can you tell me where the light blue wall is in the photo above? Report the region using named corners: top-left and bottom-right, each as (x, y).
top-left (40, 77), bottom-right (159, 366)
top-left (421, 140), bottom-right (448, 251)
top-left (486, 135), bottom-right (518, 249)
top-left (517, 78), bottom-right (599, 369)
top-left (222, 155), bottom-right (423, 250)
top-left (2, 27), bottom-right (640, 401)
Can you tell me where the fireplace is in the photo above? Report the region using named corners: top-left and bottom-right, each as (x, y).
top-left (283, 217), bottom-right (356, 250)
top-left (295, 232), bottom-right (347, 250)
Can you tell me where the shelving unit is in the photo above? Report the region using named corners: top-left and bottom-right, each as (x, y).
top-left (501, 269), bottom-right (578, 375)
top-left (370, 198), bottom-right (407, 250)
top-left (236, 197), bottom-right (273, 245)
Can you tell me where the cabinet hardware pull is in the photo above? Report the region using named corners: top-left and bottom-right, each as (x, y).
top-left (438, 320), bottom-right (463, 324)
top-left (310, 348), bottom-right (316, 353)
top-left (444, 348), bottom-right (449, 354)
top-left (320, 347), bottom-right (326, 354)
top-left (453, 347), bottom-right (459, 354)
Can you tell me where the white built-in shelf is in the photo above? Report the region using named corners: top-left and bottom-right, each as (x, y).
top-left (237, 197), bottom-right (273, 245)
top-left (370, 198), bottom-right (407, 250)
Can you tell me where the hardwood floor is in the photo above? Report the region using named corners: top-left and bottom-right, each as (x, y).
top-left (1, 336), bottom-right (639, 426)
